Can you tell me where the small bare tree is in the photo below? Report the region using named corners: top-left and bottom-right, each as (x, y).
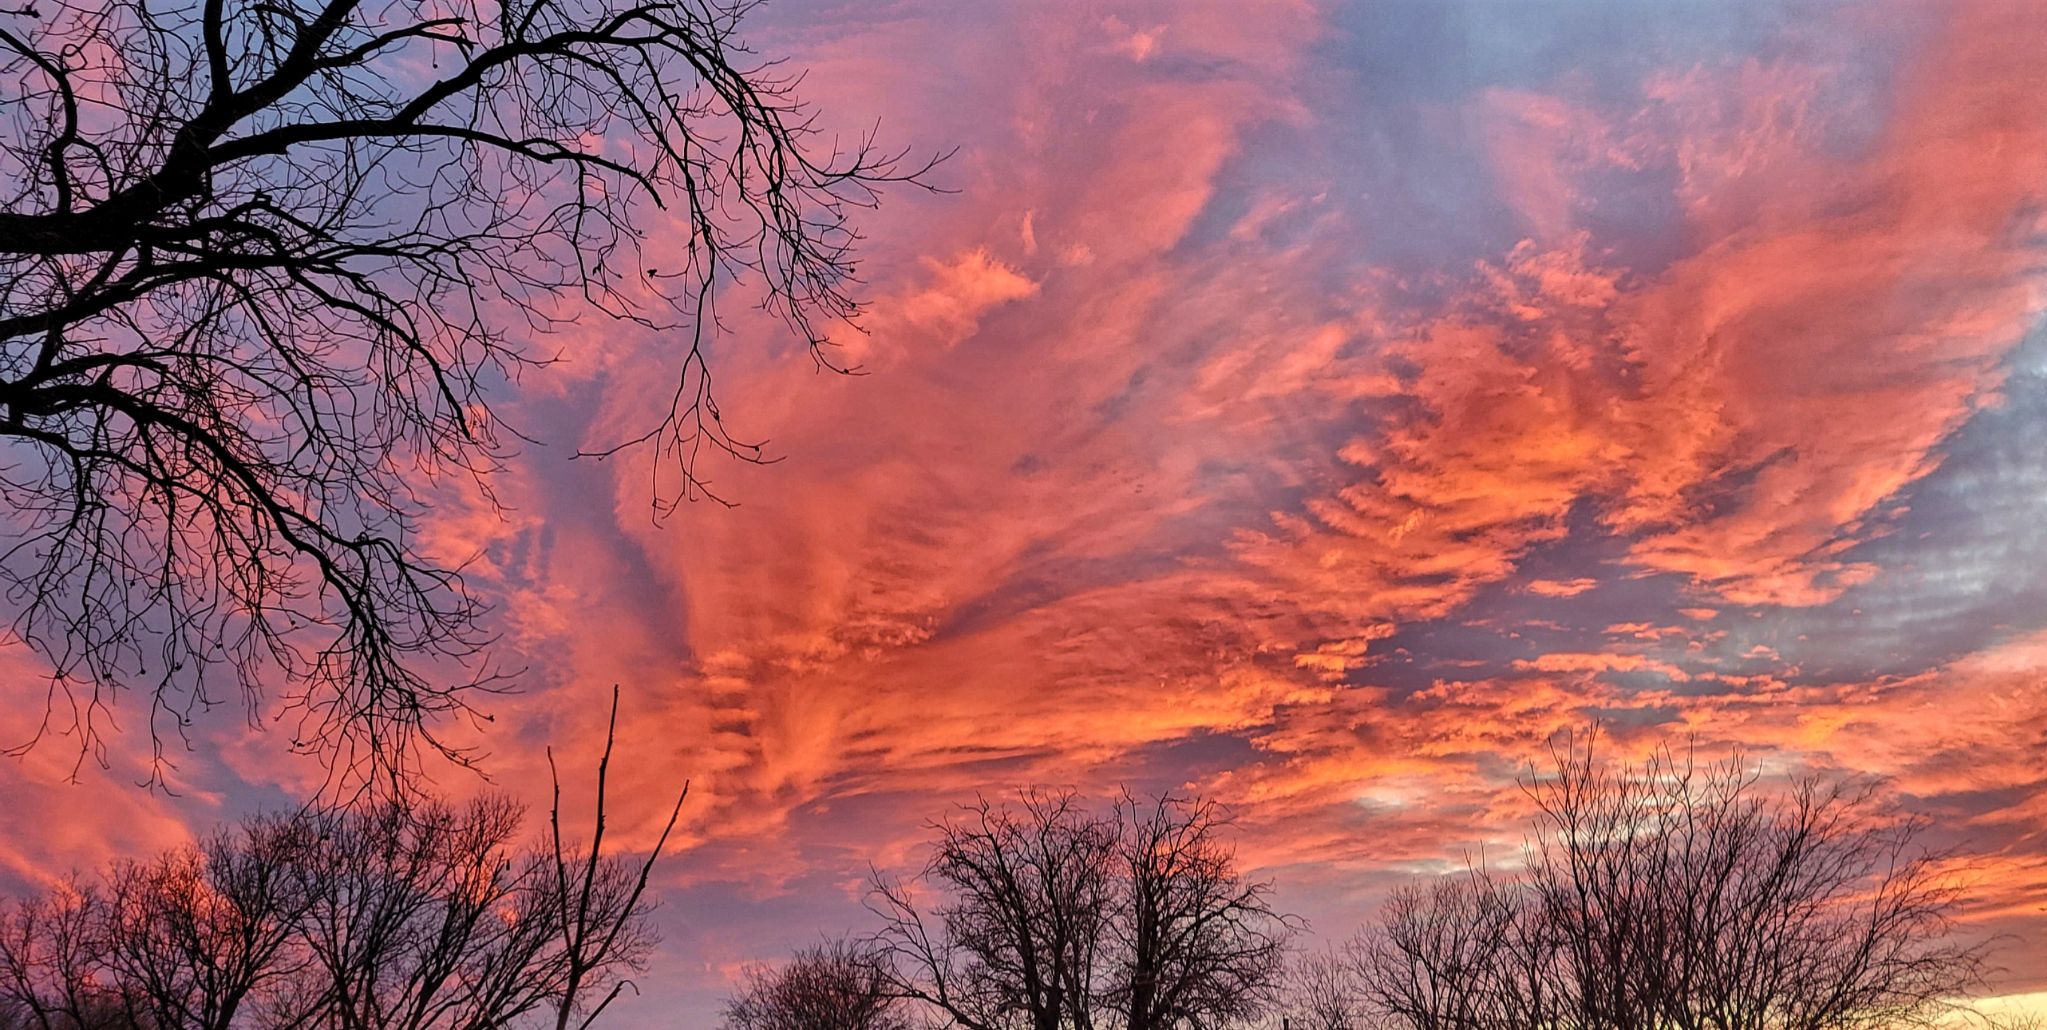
top-left (540, 687), bottom-right (686, 1030)
top-left (1348, 732), bottom-right (1990, 1030)
top-left (720, 938), bottom-right (912, 1030)
top-left (867, 789), bottom-right (1296, 1030)
top-left (0, 0), bottom-right (932, 791)
top-left (1276, 946), bottom-right (1365, 1030)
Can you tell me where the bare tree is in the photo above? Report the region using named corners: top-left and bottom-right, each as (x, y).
top-left (867, 789), bottom-right (1296, 1030)
top-left (870, 789), bottom-right (1119, 1030)
top-left (0, 0), bottom-right (932, 791)
top-left (1109, 794), bottom-right (1293, 1030)
top-left (0, 688), bottom-right (686, 1029)
top-left (0, 879), bottom-right (139, 1029)
top-left (1976, 1016), bottom-right (2047, 1030)
top-left (720, 938), bottom-right (912, 1030)
top-left (1348, 732), bottom-right (1990, 1030)
top-left (1275, 946), bottom-right (1364, 1030)
top-left (98, 815), bottom-right (312, 1030)
top-left (1351, 871), bottom-right (1529, 1030)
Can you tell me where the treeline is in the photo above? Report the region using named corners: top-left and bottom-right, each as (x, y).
top-left (0, 696), bottom-right (687, 1030)
top-left (725, 736), bottom-right (1996, 1030)
top-left (2, 800), bottom-right (655, 1030)
top-left (0, 737), bottom-right (2002, 1029)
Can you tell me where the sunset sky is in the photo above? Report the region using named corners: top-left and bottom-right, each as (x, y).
top-left (6, 0), bottom-right (2047, 1022)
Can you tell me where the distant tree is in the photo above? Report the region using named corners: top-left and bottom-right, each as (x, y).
top-left (1977, 1016), bottom-right (2047, 1030)
top-left (866, 788), bottom-right (1295, 1030)
top-left (720, 938), bottom-right (912, 1030)
top-left (1348, 732), bottom-right (1989, 1030)
top-left (0, 689), bottom-right (686, 1029)
top-left (0, 0), bottom-right (933, 791)
top-left (1274, 945), bottom-right (1364, 1030)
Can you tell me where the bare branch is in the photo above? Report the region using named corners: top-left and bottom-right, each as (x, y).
top-left (0, 0), bottom-right (935, 794)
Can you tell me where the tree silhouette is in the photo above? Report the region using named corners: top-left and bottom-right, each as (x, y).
top-left (866, 789), bottom-right (1294, 1030)
top-left (0, 0), bottom-right (931, 790)
top-left (1275, 946), bottom-right (1364, 1030)
top-left (869, 789), bottom-right (1118, 1030)
top-left (720, 938), bottom-right (912, 1030)
top-left (1108, 793), bottom-right (1292, 1030)
top-left (1347, 732), bottom-right (1989, 1030)
top-left (0, 689), bottom-right (687, 1029)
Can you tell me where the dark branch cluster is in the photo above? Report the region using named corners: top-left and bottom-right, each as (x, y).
top-left (0, 0), bottom-right (929, 788)
top-left (722, 938), bottom-right (913, 1030)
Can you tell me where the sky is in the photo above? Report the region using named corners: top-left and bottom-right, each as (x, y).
top-left (5, 0), bottom-right (2047, 1023)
